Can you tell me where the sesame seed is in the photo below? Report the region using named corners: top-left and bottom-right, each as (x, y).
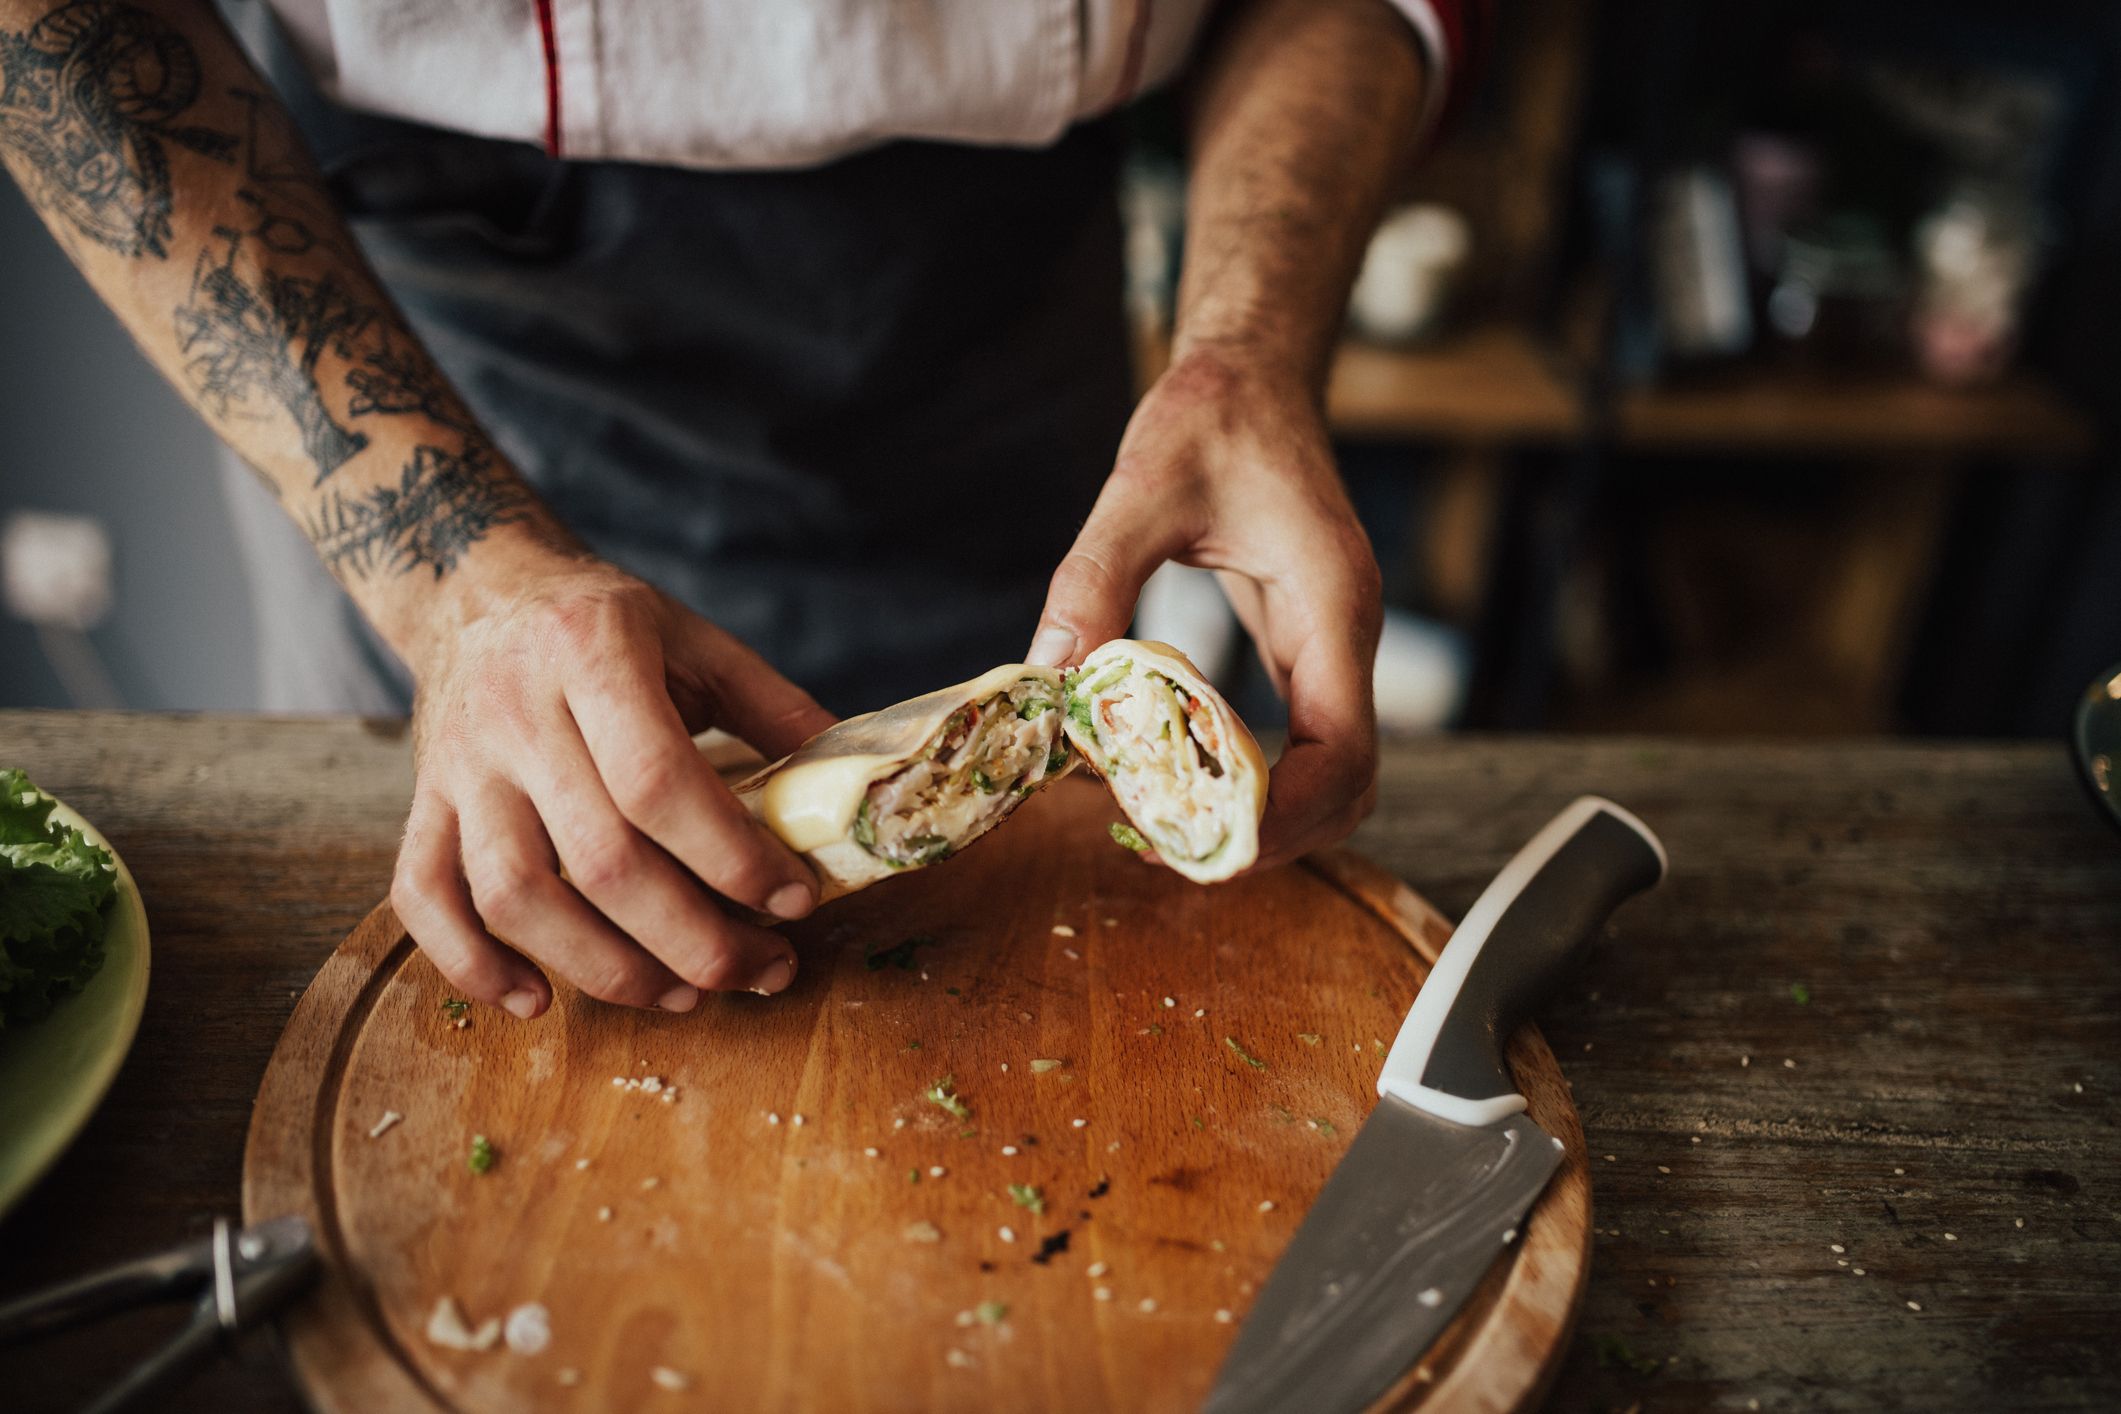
top-left (641, 1076), bottom-right (663, 1094)
top-left (1894, 1167), bottom-right (1905, 1175)
top-left (1837, 1259), bottom-right (1849, 1267)
top-left (791, 1114), bottom-right (806, 1127)
top-left (1001, 1063), bottom-right (1010, 1073)
top-left (864, 1147), bottom-right (879, 1158)
top-left (1583, 1042), bottom-right (1593, 1052)
top-left (1907, 1301), bottom-right (1922, 1312)
top-left (557, 1368), bottom-right (581, 1387)
top-left (1163, 997), bottom-right (1176, 1008)
top-left (1741, 1055), bottom-right (1750, 1067)
top-left (660, 1092), bottom-right (676, 1105)
top-left (1072, 1118), bottom-right (1087, 1128)
top-left (999, 1226), bottom-right (1016, 1243)
top-left (1194, 1008), bottom-right (1205, 1018)
top-left (1830, 1244), bottom-right (1845, 1253)
top-left (1502, 1228), bottom-right (1518, 1243)
top-left (1215, 1309), bottom-right (1233, 1323)
top-left (1603, 1155), bottom-right (1616, 1163)
top-left (894, 1118), bottom-right (907, 1130)
top-left (641, 1176), bottom-right (660, 1191)
top-left (650, 1366), bottom-right (689, 1391)
top-left (1258, 1200), bottom-right (1275, 1213)
top-left (575, 1158), bottom-right (590, 1170)
top-left (1103, 918), bottom-right (1117, 927)
top-left (1094, 1287), bottom-right (1112, 1301)
top-left (1052, 925), bottom-right (1076, 937)
top-left (1416, 1288), bottom-right (1443, 1308)
top-left (944, 1349), bottom-right (975, 1370)
top-left (1852, 1267), bottom-right (1867, 1276)
top-left (768, 1112), bottom-right (781, 1126)
top-left (1087, 1261), bottom-right (1109, 1277)
top-left (1783, 1058), bottom-right (1796, 1069)
top-left (1063, 948), bottom-right (1080, 960)
top-left (611, 1077), bottom-right (626, 1087)
top-left (2073, 1082), bottom-right (2084, 1093)
top-left (1001, 1145), bottom-right (1019, 1156)
top-left (597, 1206), bottom-right (613, 1222)
top-left (930, 1165), bottom-right (946, 1177)
top-left (1138, 1298), bottom-right (1157, 1313)
top-left (2015, 1218), bottom-right (2025, 1229)
top-left (1657, 1166), bottom-right (1671, 1174)
top-left (1691, 1136), bottom-right (1701, 1144)
top-left (1944, 1233), bottom-right (1957, 1241)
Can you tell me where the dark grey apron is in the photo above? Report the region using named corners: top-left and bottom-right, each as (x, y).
top-left (223, 18), bottom-right (1131, 718)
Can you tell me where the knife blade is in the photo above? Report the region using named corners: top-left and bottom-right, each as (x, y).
top-left (1205, 797), bottom-right (1666, 1414)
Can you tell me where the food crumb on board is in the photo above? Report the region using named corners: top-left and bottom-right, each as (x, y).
top-left (767, 1112), bottom-right (781, 1126)
top-left (1784, 1058), bottom-right (1797, 1069)
top-left (650, 1366), bottom-right (690, 1391)
top-left (1103, 918), bottom-right (1117, 927)
top-left (1852, 1267), bottom-right (1867, 1276)
top-left (611, 1077), bottom-right (626, 1088)
top-left (864, 1147), bottom-right (880, 1158)
top-left (2015, 1218), bottom-right (2025, 1228)
top-left (597, 1207), bottom-right (613, 1222)
top-left (1603, 1155), bottom-right (1616, 1163)
top-left (1001, 1063), bottom-right (1010, 1073)
top-left (1907, 1301), bottom-right (1923, 1312)
top-left (1257, 1201), bottom-right (1275, 1213)
top-left (999, 1226), bottom-right (1016, 1243)
top-left (1052, 925), bottom-right (1076, 937)
top-left (945, 1349), bottom-right (976, 1370)
top-left (1944, 1232), bottom-right (1957, 1241)
top-left (1893, 1167), bottom-right (1905, 1175)
top-left (1072, 1118), bottom-right (1087, 1128)
top-left (1138, 1298), bottom-right (1157, 1314)
top-left (1001, 1145), bottom-right (1019, 1156)
top-left (895, 1118), bottom-right (907, 1130)
top-left (1087, 1261), bottom-right (1109, 1278)
top-left (575, 1158), bottom-right (590, 1170)
top-left (792, 1114), bottom-right (806, 1127)
top-left (1657, 1166), bottom-right (1671, 1174)
top-left (1194, 1009), bottom-right (1205, 1018)
top-left (367, 1111), bottom-right (403, 1140)
top-left (641, 1176), bottom-right (660, 1191)
top-left (1063, 948), bottom-right (1080, 960)
top-left (1830, 1243), bottom-right (1845, 1253)
top-left (1502, 1228), bottom-right (1517, 1244)
top-left (1416, 1288), bottom-right (1443, 1308)
top-left (1031, 1059), bottom-right (1064, 1074)
top-left (1741, 1056), bottom-right (1750, 1067)
top-left (557, 1368), bottom-right (581, 1387)
top-left (1215, 1309), bottom-right (1233, 1324)
top-left (903, 1221), bottom-right (943, 1243)
top-left (930, 1165), bottom-right (947, 1178)
top-left (1094, 1287), bottom-right (1113, 1301)
top-left (424, 1296), bottom-right (500, 1352)
top-left (1163, 997), bottom-right (1176, 1008)
top-left (504, 1302), bottom-right (551, 1356)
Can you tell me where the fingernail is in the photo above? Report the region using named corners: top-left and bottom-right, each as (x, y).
top-left (747, 954), bottom-right (797, 997)
top-left (657, 983), bottom-right (701, 1013)
top-left (767, 882), bottom-right (814, 920)
top-left (1027, 625), bottom-right (1076, 667)
top-left (501, 989), bottom-right (540, 1020)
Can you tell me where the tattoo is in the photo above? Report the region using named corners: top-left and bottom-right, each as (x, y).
top-left (306, 440), bottom-right (528, 581)
top-left (174, 227), bottom-right (374, 481)
top-left (0, 1), bottom-right (234, 258)
top-left (346, 322), bottom-right (483, 437)
top-left (226, 86), bottom-right (359, 266)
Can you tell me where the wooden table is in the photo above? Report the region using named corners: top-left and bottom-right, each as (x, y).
top-left (1, 714), bottom-right (2116, 1411)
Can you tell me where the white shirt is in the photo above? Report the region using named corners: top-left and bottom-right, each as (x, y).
top-left (265, 0), bottom-right (1456, 171)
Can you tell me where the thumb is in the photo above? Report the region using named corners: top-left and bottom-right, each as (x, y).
top-left (673, 617), bottom-right (838, 759)
top-left (1028, 479), bottom-right (1195, 667)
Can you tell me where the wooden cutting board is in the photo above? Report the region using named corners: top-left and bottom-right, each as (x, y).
top-left (244, 777), bottom-right (1590, 1412)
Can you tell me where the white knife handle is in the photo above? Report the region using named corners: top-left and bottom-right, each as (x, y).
top-left (1377, 797), bottom-right (1666, 1126)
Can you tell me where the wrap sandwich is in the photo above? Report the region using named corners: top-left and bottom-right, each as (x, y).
top-left (1059, 638), bottom-right (1268, 883)
top-left (735, 665), bottom-right (1072, 902)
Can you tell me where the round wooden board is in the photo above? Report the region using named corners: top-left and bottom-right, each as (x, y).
top-left (244, 777), bottom-right (1591, 1413)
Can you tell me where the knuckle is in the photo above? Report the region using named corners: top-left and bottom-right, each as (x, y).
top-left (709, 838), bottom-right (784, 908)
top-left (572, 953), bottom-right (658, 1007)
top-left (606, 745), bottom-right (687, 823)
top-left (680, 943), bottom-right (747, 993)
top-left (465, 854), bottom-right (542, 926)
top-left (566, 826), bottom-right (643, 896)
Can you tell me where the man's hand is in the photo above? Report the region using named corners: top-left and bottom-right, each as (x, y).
top-left (390, 551), bottom-right (837, 1018)
top-left (1028, 349), bottom-right (1382, 869)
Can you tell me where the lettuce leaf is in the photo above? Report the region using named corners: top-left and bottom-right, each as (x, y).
top-left (0, 769), bottom-right (116, 1027)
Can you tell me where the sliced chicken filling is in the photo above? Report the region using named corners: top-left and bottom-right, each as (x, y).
top-left (855, 679), bottom-right (1066, 868)
top-left (1067, 660), bottom-right (1232, 864)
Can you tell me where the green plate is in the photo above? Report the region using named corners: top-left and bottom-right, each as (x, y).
top-left (0, 795), bottom-right (152, 1217)
top-left (2073, 663), bottom-right (2121, 838)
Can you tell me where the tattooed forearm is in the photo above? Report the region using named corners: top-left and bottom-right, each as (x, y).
top-left (306, 440), bottom-right (529, 581)
top-left (175, 226), bottom-right (374, 479)
top-left (0, 1), bottom-right (234, 257)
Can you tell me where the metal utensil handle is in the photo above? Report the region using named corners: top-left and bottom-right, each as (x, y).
top-left (0, 1234), bottom-right (211, 1348)
top-left (1377, 796), bottom-right (1666, 1126)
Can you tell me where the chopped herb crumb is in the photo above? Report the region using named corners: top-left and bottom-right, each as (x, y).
top-left (1314, 1118), bottom-right (1338, 1138)
top-left (1297, 1032), bottom-right (1322, 1046)
top-left (1008, 1183), bottom-right (1046, 1215)
top-left (1594, 1335), bottom-right (1662, 1376)
top-left (970, 768), bottom-right (996, 794)
top-left (1224, 1036), bottom-right (1267, 1070)
top-left (975, 1300), bottom-right (1008, 1325)
top-left (1018, 698), bottom-right (1053, 720)
top-left (440, 998), bottom-right (470, 1020)
top-left (1147, 1024), bottom-right (1163, 1036)
top-left (867, 935), bottom-right (937, 971)
top-left (1190, 1115), bottom-right (1205, 1130)
top-left (1107, 821), bottom-right (1150, 852)
top-left (1373, 1038), bottom-right (1387, 1055)
top-left (959, 1127), bottom-right (978, 1139)
top-left (1790, 982), bottom-right (1812, 1005)
top-left (1270, 1105), bottom-right (1297, 1125)
top-left (907, 1040), bottom-right (923, 1051)
top-left (946, 986), bottom-right (961, 997)
top-left (909, 1168), bottom-right (921, 1184)
top-left (924, 1075), bottom-right (971, 1120)
top-left (468, 1134), bottom-right (496, 1175)
top-left (1030, 1059), bottom-right (1064, 1074)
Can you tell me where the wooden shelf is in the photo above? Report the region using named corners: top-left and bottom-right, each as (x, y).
top-left (1614, 367), bottom-right (2094, 459)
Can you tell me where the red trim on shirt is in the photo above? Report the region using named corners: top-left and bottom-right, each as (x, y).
top-left (534, 0), bottom-right (563, 156)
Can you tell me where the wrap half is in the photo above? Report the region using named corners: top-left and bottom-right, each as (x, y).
top-left (1060, 638), bottom-right (1268, 883)
top-left (736, 665), bottom-right (1072, 902)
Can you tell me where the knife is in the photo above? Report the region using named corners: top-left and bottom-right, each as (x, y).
top-left (1204, 796), bottom-right (1666, 1414)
